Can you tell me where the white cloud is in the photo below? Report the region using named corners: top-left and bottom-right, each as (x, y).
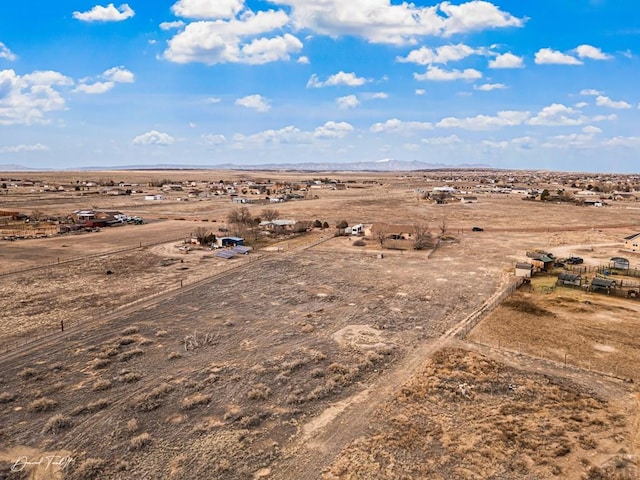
top-left (397, 43), bottom-right (482, 65)
top-left (103, 66), bottom-right (135, 83)
top-left (488, 52), bottom-right (523, 68)
top-left (235, 94), bottom-right (270, 112)
top-left (307, 71), bottom-right (367, 88)
top-left (369, 92), bottom-right (388, 99)
top-left (474, 83), bottom-right (506, 91)
top-left (313, 121), bottom-right (354, 139)
top-left (73, 3), bottom-right (135, 22)
top-left (534, 48), bottom-right (582, 65)
top-left (603, 136), bottom-right (640, 147)
top-left (580, 89), bottom-right (602, 96)
top-left (0, 42), bottom-right (16, 61)
top-left (528, 103), bottom-right (616, 126)
top-left (0, 143), bottom-right (49, 153)
top-left (436, 110), bottom-right (529, 130)
top-left (482, 140), bottom-right (508, 149)
top-left (160, 20), bottom-right (186, 30)
top-left (370, 118), bottom-right (433, 133)
top-left (414, 65), bottom-right (482, 81)
top-left (206, 97), bottom-right (222, 104)
top-left (233, 125), bottom-right (306, 145)
top-left (0, 69), bottom-right (72, 125)
top-left (132, 130), bottom-right (175, 145)
top-left (415, 89), bottom-right (426, 95)
top-left (74, 81), bottom-right (115, 94)
top-left (171, 0), bottom-right (244, 19)
top-left (297, 55), bottom-right (310, 64)
top-left (336, 94), bottom-right (360, 109)
top-left (421, 135), bottom-right (461, 145)
top-left (542, 133), bottom-right (595, 149)
top-left (201, 133), bottom-right (227, 145)
top-left (163, 11), bottom-right (302, 65)
top-left (583, 125), bottom-right (602, 134)
top-left (275, 0), bottom-right (522, 45)
top-left (574, 44), bottom-right (612, 60)
top-left (575, 102), bottom-right (588, 108)
top-left (595, 95), bottom-right (632, 109)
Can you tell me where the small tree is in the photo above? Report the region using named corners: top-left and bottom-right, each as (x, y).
top-left (322, 221), bottom-right (329, 229)
top-left (194, 227), bottom-right (216, 246)
top-left (540, 189), bottom-right (550, 201)
top-left (336, 220), bottom-right (348, 229)
top-left (260, 208), bottom-right (280, 222)
top-left (313, 219), bottom-right (323, 228)
top-left (371, 224), bottom-right (387, 247)
top-left (413, 224), bottom-right (433, 250)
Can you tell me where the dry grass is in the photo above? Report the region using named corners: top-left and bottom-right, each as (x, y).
top-left (67, 458), bottom-right (105, 480)
top-left (92, 379), bottom-right (112, 391)
top-left (126, 418), bottom-right (139, 433)
top-left (121, 326), bottom-right (139, 336)
top-left (247, 384), bottom-right (272, 401)
top-left (118, 348), bottom-right (145, 362)
top-left (129, 432), bottom-right (152, 450)
top-left (27, 397), bottom-right (57, 412)
top-left (116, 369), bottom-right (142, 383)
top-left (131, 383), bottom-right (174, 412)
top-left (71, 398), bottom-right (110, 416)
top-left (88, 358), bottom-right (110, 370)
top-left (167, 351), bottom-right (182, 360)
top-left (0, 392), bottom-right (16, 403)
top-left (182, 393), bottom-right (212, 410)
top-left (43, 413), bottom-right (72, 433)
top-left (18, 367), bottom-right (38, 380)
top-left (118, 336), bottom-right (137, 346)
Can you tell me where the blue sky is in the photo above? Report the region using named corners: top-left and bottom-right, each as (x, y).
top-left (1, 1), bottom-right (639, 171)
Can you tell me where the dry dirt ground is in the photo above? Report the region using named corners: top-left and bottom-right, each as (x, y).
top-left (0, 170), bottom-right (639, 479)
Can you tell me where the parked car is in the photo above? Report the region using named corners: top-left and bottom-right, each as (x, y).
top-left (472, 226), bottom-right (484, 232)
top-left (565, 256), bottom-right (583, 264)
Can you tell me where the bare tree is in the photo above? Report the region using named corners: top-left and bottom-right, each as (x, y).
top-left (260, 208), bottom-right (280, 221)
top-left (193, 227), bottom-right (215, 246)
top-left (227, 207), bottom-right (255, 236)
top-left (413, 223), bottom-right (433, 250)
top-left (439, 216), bottom-right (447, 236)
top-left (371, 224), bottom-right (387, 248)
top-left (293, 220), bottom-right (312, 233)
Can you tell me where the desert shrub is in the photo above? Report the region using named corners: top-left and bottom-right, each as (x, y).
top-left (118, 348), bottom-right (145, 362)
top-left (121, 326), bottom-right (139, 336)
top-left (92, 379), bottom-right (112, 391)
top-left (47, 381), bottom-right (66, 394)
top-left (43, 413), bottom-right (72, 433)
top-left (67, 458), bottom-right (105, 480)
top-left (247, 384), bottom-right (271, 401)
top-left (310, 368), bottom-right (325, 378)
top-left (155, 330), bottom-right (168, 337)
top-left (167, 351), bottom-right (182, 360)
top-left (0, 392), bottom-right (16, 403)
top-left (27, 397), bottom-right (57, 412)
top-left (239, 412), bottom-right (268, 428)
top-left (71, 398), bottom-right (110, 416)
top-left (139, 337), bottom-right (154, 346)
top-left (117, 369), bottom-right (142, 383)
top-left (118, 337), bottom-right (137, 346)
top-left (18, 367), bottom-right (38, 380)
top-left (126, 418), bottom-right (139, 433)
top-left (49, 363), bottom-right (64, 372)
top-left (88, 358), bottom-right (110, 370)
top-left (182, 393), bottom-right (212, 410)
top-left (129, 433), bottom-right (152, 450)
top-left (100, 345), bottom-right (120, 358)
top-left (131, 383), bottom-right (174, 412)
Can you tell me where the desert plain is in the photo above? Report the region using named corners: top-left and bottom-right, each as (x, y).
top-left (0, 168), bottom-right (639, 479)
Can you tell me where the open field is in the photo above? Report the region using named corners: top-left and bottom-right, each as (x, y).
top-left (1, 169), bottom-right (639, 479)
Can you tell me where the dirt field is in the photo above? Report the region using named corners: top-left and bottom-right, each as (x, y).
top-left (1, 170), bottom-right (639, 479)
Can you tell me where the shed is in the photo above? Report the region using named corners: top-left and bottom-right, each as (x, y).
top-left (217, 236), bottom-right (244, 247)
top-left (590, 277), bottom-right (616, 293)
top-left (557, 272), bottom-right (581, 287)
top-left (610, 257), bottom-right (630, 270)
top-left (526, 252), bottom-right (553, 271)
top-left (515, 262), bottom-right (534, 278)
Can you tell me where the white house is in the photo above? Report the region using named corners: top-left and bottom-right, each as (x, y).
top-left (624, 233), bottom-right (640, 252)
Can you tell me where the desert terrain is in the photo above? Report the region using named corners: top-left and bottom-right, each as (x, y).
top-left (0, 169), bottom-right (639, 479)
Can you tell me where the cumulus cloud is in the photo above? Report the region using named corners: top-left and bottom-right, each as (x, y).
top-left (528, 103), bottom-right (616, 126)
top-left (0, 69), bottom-right (72, 125)
top-left (421, 135), bottom-right (461, 145)
top-left (235, 94), bottom-right (270, 112)
top-left (307, 71), bottom-right (368, 88)
top-left (201, 133), bottom-right (227, 145)
top-left (368, 92), bottom-right (388, 99)
top-left (132, 130), bottom-right (175, 145)
top-left (163, 11), bottom-right (302, 65)
top-left (583, 125), bottom-right (602, 134)
top-left (297, 55), bottom-right (310, 64)
top-left (74, 81), bottom-right (115, 94)
top-left (0, 42), bottom-right (16, 61)
top-left (414, 65), bottom-right (482, 81)
top-left (171, 0), bottom-right (244, 19)
top-left (474, 83), bottom-right (506, 91)
top-left (488, 52), bottom-right (523, 68)
top-left (160, 20), bottom-right (186, 30)
top-left (73, 3), bottom-right (135, 22)
top-left (103, 66), bottom-right (135, 83)
top-left (595, 95), bottom-right (632, 109)
top-left (0, 143), bottom-right (49, 153)
top-left (534, 48), bottom-right (582, 65)
top-left (277, 0), bottom-right (523, 45)
top-left (436, 110), bottom-right (529, 130)
top-left (74, 66), bottom-right (134, 94)
top-left (603, 136), bottom-right (640, 147)
top-left (336, 94), bottom-right (360, 109)
top-left (313, 121), bottom-right (354, 139)
top-left (574, 44), bottom-right (612, 60)
top-left (397, 43), bottom-right (482, 65)
top-left (370, 118), bottom-right (433, 133)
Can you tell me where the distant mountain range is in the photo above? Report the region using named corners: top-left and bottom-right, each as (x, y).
top-left (0, 160), bottom-right (492, 173)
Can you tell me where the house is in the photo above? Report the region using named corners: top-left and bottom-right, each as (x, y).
top-left (348, 224), bottom-right (365, 235)
top-left (624, 233), bottom-right (640, 252)
top-left (590, 277), bottom-right (616, 293)
top-left (526, 252), bottom-right (554, 271)
top-left (216, 236), bottom-right (244, 248)
top-left (557, 272), bottom-right (581, 287)
top-left (70, 210), bottom-right (96, 222)
top-left (515, 262), bottom-right (533, 278)
top-left (259, 219), bottom-right (296, 232)
top-left (610, 257), bottom-right (630, 270)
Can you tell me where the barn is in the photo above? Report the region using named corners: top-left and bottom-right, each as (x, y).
top-left (610, 257), bottom-right (630, 270)
top-left (590, 277), bottom-right (616, 294)
top-left (557, 272), bottom-right (581, 287)
top-left (515, 262), bottom-right (533, 278)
